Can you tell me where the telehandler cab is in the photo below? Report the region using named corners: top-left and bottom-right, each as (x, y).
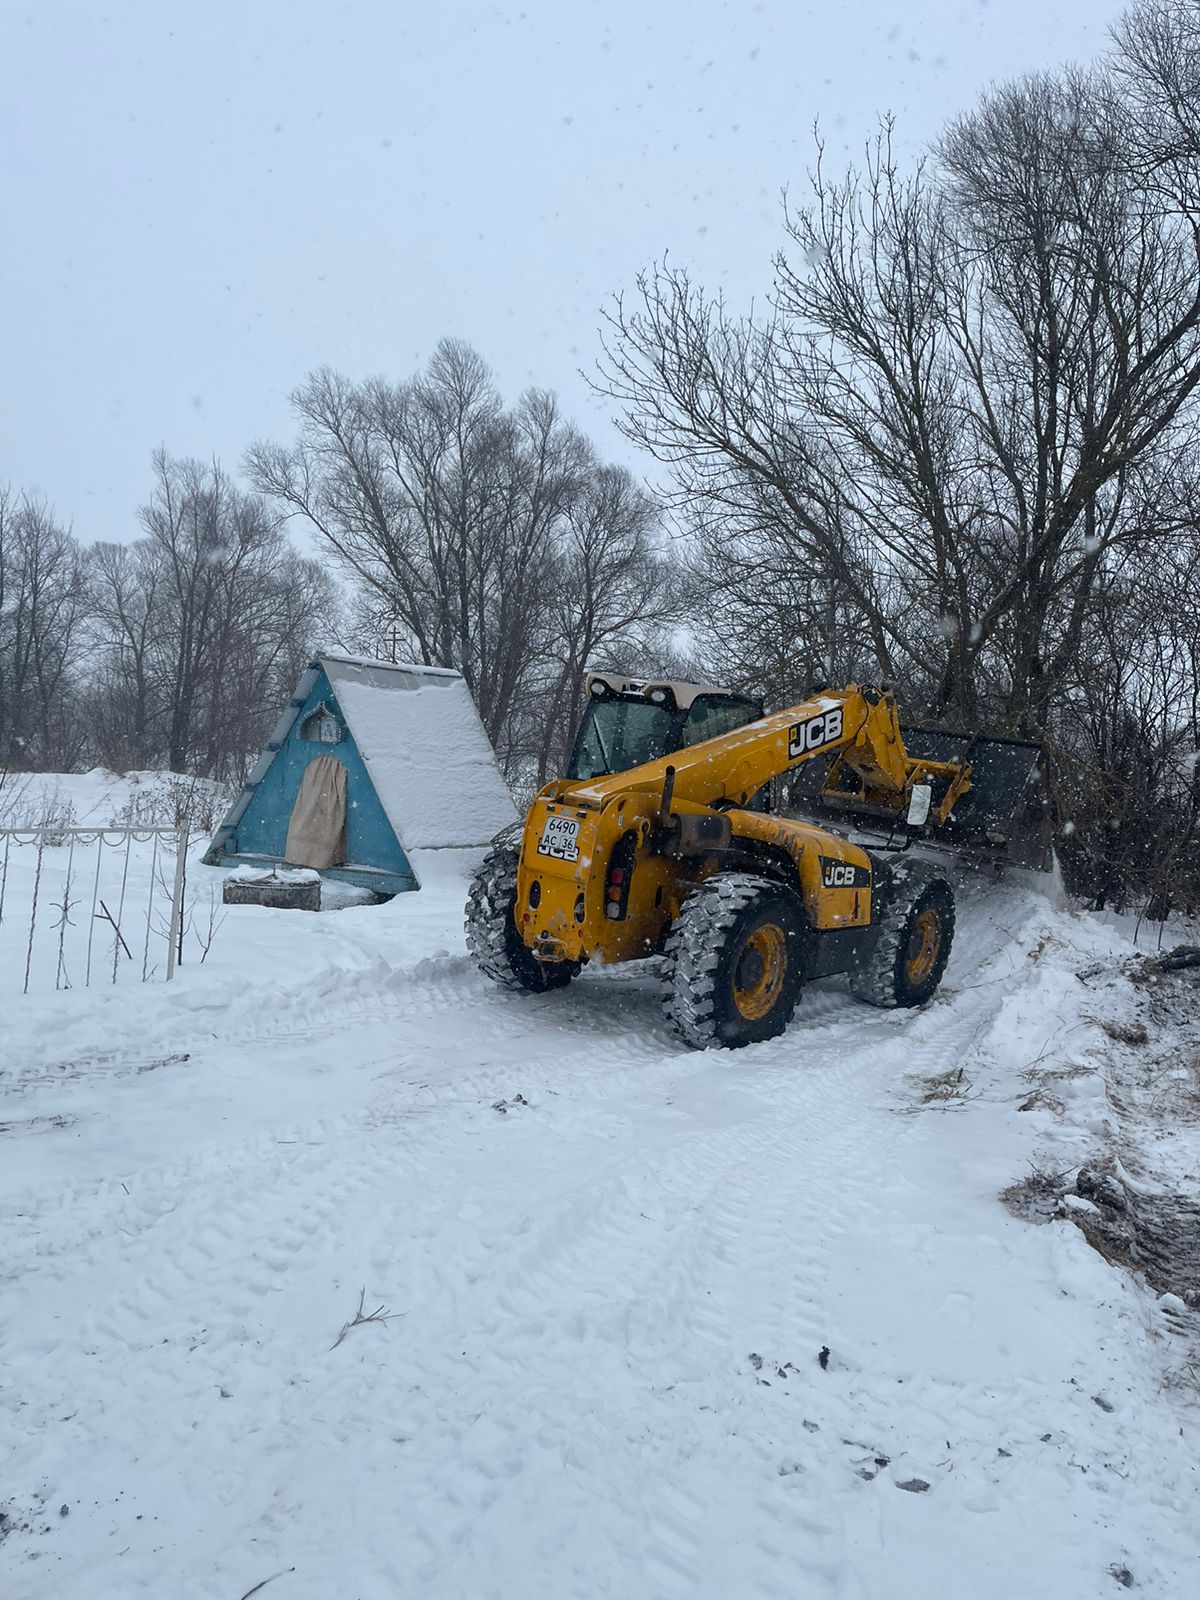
top-left (466, 673), bottom-right (1044, 1049)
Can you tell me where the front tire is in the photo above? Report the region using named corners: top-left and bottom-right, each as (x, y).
top-left (465, 846), bottom-right (576, 994)
top-left (663, 873), bottom-right (806, 1049)
top-left (849, 872), bottom-right (955, 1009)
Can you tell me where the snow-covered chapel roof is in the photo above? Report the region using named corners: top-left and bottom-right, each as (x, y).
top-left (316, 652), bottom-right (518, 851)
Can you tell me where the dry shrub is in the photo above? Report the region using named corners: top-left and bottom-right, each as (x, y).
top-left (1000, 1164), bottom-right (1071, 1221)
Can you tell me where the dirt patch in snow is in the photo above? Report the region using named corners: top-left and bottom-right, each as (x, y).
top-left (1010, 952), bottom-right (1200, 1318)
top-left (1068, 1165), bottom-right (1200, 1309)
top-left (1002, 1156), bottom-right (1200, 1324)
top-left (1000, 1164), bottom-right (1076, 1223)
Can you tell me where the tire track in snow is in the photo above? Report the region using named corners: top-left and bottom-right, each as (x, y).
top-left (572, 887), bottom-right (1059, 1594)
top-left (341, 892), bottom-right (1041, 1598)
top-left (1, 954), bottom-right (482, 1092)
top-left (3, 881), bottom-right (1062, 1599)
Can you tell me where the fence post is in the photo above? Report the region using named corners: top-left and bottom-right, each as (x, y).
top-left (166, 826), bottom-right (189, 981)
top-left (23, 832), bottom-right (47, 996)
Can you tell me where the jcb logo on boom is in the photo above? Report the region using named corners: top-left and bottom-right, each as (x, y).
top-left (788, 706), bottom-right (843, 761)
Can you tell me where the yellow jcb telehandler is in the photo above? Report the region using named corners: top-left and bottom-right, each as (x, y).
top-left (466, 674), bottom-right (1045, 1048)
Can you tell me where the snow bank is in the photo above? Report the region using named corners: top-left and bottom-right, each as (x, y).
top-left (0, 768), bottom-right (230, 832)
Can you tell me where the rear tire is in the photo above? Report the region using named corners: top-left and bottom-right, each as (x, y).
top-left (465, 846), bottom-right (576, 994)
top-left (663, 872), bottom-right (806, 1050)
top-left (849, 872), bottom-right (955, 1009)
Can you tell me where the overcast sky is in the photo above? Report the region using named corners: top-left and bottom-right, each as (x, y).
top-left (2, 0), bottom-right (1126, 544)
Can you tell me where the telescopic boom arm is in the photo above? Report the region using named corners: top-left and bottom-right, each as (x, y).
top-left (562, 684), bottom-right (972, 826)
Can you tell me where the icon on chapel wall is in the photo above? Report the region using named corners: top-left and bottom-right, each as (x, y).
top-left (300, 702), bottom-right (343, 745)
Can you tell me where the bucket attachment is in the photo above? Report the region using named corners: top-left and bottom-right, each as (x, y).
top-left (786, 723), bottom-right (1052, 870)
top-left (898, 725), bottom-right (1052, 869)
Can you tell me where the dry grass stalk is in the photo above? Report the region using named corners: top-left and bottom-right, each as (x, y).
top-left (330, 1287), bottom-right (404, 1350)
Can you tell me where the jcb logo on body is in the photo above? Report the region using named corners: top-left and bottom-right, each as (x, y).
top-left (819, 855), bottom-right (872, 890)
top-left (788, 706), bottom-right (844, 761)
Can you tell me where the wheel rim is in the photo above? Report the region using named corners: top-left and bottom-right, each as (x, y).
top-left (904, 906), bottom-right (942, 986)
top-left (733, 923), bottom-right (788, 1020)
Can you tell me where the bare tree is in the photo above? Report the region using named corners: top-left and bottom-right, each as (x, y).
top-left (600, 68), bottom-right (1200, 734)
top-left (0, 488), bottom-right (91, 769)
top-left (1112, 0), bottom-right (1200, 212)
top-left (935, 67), bottom-right (1200, 730)
top-left (521, 463), bottom-right (670, 783)
top-left (87, 540), bottom-right (163, 771)
top-left (87, 454), bottom-right (339, 778)
top-left (1050, 488), bottom-right (1200, 910)
top-left (248, 340), bottom-right (671, 775)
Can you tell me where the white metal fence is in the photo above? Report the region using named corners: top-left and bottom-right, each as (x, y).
top-left (0, 826), bottom-right (190, 996)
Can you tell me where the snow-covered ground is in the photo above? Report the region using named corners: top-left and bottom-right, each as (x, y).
top-left (2, 809), bottom-right (1198, 1599)
top-left (0, 769), bottom-right (230, 836)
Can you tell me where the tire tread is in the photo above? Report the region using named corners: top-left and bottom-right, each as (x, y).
top-left (663, 872), bottom-right (801, 1049)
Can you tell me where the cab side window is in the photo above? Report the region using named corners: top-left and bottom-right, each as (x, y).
top-left (682, 694), bottom-right (762, 746)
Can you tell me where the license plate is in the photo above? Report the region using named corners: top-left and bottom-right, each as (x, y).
top-left (537, 814), bottom-right (581, 862)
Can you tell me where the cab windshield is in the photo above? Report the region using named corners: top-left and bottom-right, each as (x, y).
top-left (567, 698), bottom-right (678, 780)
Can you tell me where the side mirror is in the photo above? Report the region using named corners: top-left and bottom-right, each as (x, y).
top-left (906, 782), bottom-right (932, 829)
